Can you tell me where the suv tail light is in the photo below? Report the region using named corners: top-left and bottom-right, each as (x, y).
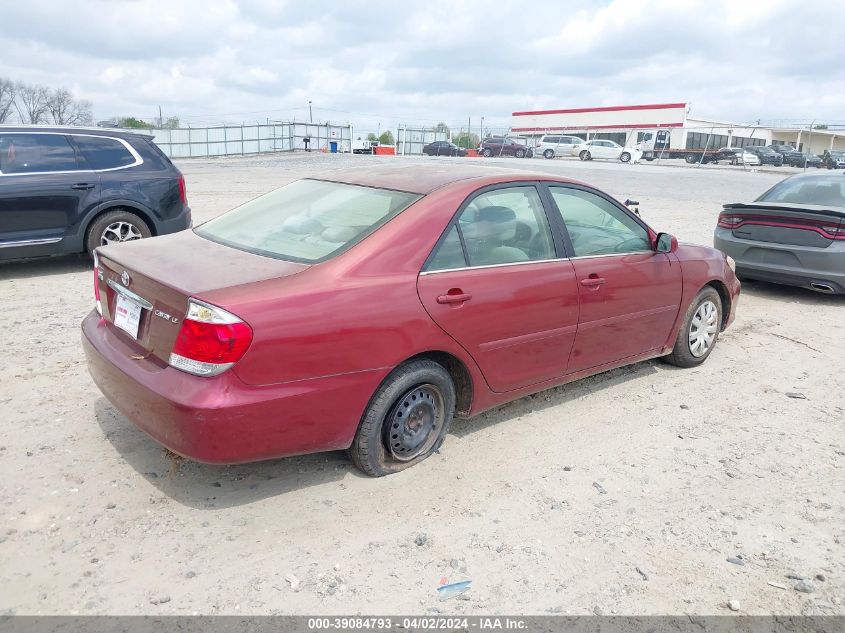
top-left (178, 174), bottom-right (187, 205)
top-left (169, 300), bottom-right (252, 377)
top-left (93, 252), bottom-right (102, 315)
top-left (718, 214), bottom-right (743, 228)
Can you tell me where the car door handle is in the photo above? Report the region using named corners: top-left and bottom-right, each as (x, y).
top-left (580, 277), bottom-right (606, 288)
top-left (71, 183), bottom-right (96, 190)
top-left (437, 292), bottom-right (472, 304)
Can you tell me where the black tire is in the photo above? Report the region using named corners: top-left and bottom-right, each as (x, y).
top-left (85, 209), bottom-right (152, 258)
top-left (482, 148), bottom-right (493, 158)
top-left (543, 149), bottom-right (555, 159)
top-left (620, 151), bottom-right (631, 163)
top-left (348, 360), bottom-right (456, 477)
top-left (579, 150), bottom-right (591, 161)
top-left (685, 153), bottom-right (698, 164)
top-left (662, 286), bottom-right (722, 368)
top-left (515, 149), bottom-right (525, 158)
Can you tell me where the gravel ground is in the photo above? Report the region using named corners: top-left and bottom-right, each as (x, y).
top-left (1, 152), bottom-right (843, 616)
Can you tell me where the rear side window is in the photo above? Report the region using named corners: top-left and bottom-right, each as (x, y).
top-left (196, 179), bottom-right (420, 263)
top-left (72, 135), bottom-right (136, 170)
top-left (0, 134), bottom-right (79, 174)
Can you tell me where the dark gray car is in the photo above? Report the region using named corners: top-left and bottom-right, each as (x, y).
top-left (714, 172), bottom-right (845, 293)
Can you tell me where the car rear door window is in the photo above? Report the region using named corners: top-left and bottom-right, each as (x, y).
top-left (426, 186), bottom-right (556, 270)
top-left (72, 135), bottom-right (136, 170)
top-left (0, 134), bottom-right (79, 174)
top-left (550, 187), bottom-right (651, 257)
top-left (426, 225), bottom-right (466, 271)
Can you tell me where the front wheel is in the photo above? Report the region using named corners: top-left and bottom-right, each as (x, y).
top-left (543, 149), bottom-right (554, 159)
top-left (579, 150), bottom-right (591, 161)
top-left (348, 360), bottom-right (456, 476)
top-left (662, 287), bottom-right (722, 368)
top-left (515, 149), bottom-right (525, 158)
top-left (620, 152), bottom-right (631, 163)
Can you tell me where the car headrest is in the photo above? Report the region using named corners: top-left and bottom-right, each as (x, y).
top-left (465, 206), bottom-right (517, 242)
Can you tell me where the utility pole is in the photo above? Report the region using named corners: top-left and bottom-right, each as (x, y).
top-left (158, 105), bottom-right (162, 128)
top-left (480, 116), bottom-right (484, 141)
top-left (308, 101), bottom-right (313, 123)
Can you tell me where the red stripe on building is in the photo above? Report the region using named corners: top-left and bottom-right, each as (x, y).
top-left (511, 122), bottom-right (685, 132)
top-left (512, 103), bottom-right (687, 117)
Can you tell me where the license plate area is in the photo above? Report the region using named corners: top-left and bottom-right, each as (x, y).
top-left (114, 294), bottom-right (144, 339)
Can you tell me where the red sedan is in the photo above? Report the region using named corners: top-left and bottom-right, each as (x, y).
top-left (82, 165), bottom-right (740, 476)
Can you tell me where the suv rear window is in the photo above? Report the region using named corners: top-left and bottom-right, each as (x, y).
top-left (196, 179), bottom-right (420, 263)
top-left (72, 135), bottom-right (136, 170)
top-left (0, 134), bottom-right (79, 174)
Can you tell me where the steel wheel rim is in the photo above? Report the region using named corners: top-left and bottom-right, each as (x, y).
top-left (384, 384), bottom-right (443, 462)
top-left (101, 221), bottom-right (142, 246)
top-left (688, 300), bottom-right (719, 357)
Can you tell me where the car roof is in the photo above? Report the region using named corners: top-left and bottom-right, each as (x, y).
top-left (0, 124), bottom-right (152, 140)
top-left (310, 164), bottom-right (584, 194)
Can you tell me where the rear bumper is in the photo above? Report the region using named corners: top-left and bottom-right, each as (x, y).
top-left (82, 311), bottom-right (384, 464)
top-left (157, 206), bottom-right (192, 234)
top-left (715, 228), bottom-right (845, 293)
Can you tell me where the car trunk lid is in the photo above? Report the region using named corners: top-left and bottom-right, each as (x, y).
top-left (720, 202), bottom-right (845, 248)
top-left (95, 230), bottom-right (309, 364)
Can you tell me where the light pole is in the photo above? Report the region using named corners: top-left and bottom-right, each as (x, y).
top-left (480, 116), bottom-right (484, 142)
top-left (308, 101), bottom-right (313, 123)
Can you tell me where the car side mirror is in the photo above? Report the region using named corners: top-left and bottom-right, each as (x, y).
top-left (655, 232), bottom-right (678, 253)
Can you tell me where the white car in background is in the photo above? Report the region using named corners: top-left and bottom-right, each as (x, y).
top-left (534, 134), bottom-right (585, 159)
top-left (571, 139), bottom-right (640, 163)
top-left (716, 147), bottom-right (762, 166)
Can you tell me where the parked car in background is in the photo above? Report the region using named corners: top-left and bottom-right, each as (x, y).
top-left (788, 152), bottom-right (824, 168)
top-left (0, 126), bottom-right (189, 260)
top-left (768, 144), bottom-right (804, 166)
top-left (714, 172), bottom-right (845, 294)
top-left (534, 135), bottom-right (584, 159)
top-left (746, 146), bottom-right (784, 166)
top-left (478, 137), bottom-right (533, 158)
top-left (571, 139), bottom-right (635, 163)
top-left (83, 165), bottom-right (739, 476)
top-left (715, 147), bottom-right (762, 166)
top-left (821, 150), bottom-right (845, 169)
top-left (422, 141), bottom-right (467, 157)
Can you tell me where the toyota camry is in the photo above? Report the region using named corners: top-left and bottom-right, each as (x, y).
top-left (82, 165), bottom-right (740, 476)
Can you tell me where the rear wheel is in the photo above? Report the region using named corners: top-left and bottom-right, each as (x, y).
top-left (515, 149), bottom-right (525, 158)
top-left (543, 149), bottom-right (554, 159)
top-left (579, 150), bottom-right (591, 161)
top-left (85, 209), bottom-right (151, 258)
top-left (662, 287), bottom-right (722, 368)
top-left (348, 360), bottom-right (456, 476)
top-left (482, 148), bottom-right (493, 158)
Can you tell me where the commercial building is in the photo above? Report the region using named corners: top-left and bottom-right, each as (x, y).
top-left (510, 103), bottom-right (845, 155)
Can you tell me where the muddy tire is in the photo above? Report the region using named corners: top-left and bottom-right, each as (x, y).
top-left (348, 360), bottom-right (456, 477)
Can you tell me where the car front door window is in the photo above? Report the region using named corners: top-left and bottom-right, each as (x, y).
top-left (550, 187), bottom-right (651, 256)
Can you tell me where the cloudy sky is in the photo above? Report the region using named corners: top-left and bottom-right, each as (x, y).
top-left (2, 0), bottom-right (843, 133)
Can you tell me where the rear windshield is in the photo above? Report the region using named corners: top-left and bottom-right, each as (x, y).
top-left (758, 176), bottom-right (845, 207)
top-left (195, 179), bottom-right (420, 263)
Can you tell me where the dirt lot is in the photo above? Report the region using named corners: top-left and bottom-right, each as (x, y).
top-left (1, 153), bottom-right (843, 616)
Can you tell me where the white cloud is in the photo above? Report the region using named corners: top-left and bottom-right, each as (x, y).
top-left (0, 0), bottom-right (842, 131)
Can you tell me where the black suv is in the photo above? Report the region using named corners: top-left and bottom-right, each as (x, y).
top-left (745, 146), bottom-right (783, 166)
top-left (0, 126), bottom-right (190, 260)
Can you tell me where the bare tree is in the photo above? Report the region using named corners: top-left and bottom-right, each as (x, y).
top-left (15, 82), bottom-right (51, 124)
top-left (47, 88), bottom-right (93, 125)
top-left (0, 77), bottom-right (15, 123)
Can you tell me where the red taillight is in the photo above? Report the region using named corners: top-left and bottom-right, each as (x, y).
top-left (718, 214), bottom-right (743, 228)
top-left (178, 174), bottom-right (187, 205)
top-left (93, 252), bottom-right (102, 315)
top-left (169, 300), bottom-right (252, 377)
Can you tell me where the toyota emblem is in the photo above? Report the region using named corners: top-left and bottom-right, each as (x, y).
top-left (121, 271), bottom-right (131, 286)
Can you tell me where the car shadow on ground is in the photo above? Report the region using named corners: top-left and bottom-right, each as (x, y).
top-left (94, 397), bottom-right (358, 509)
top-left (738, 278), bottom-right (845, 306)
top-left (95, 359), bottom-right (663, 508)
top-left (0, 254), bottom-right (89, 280)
